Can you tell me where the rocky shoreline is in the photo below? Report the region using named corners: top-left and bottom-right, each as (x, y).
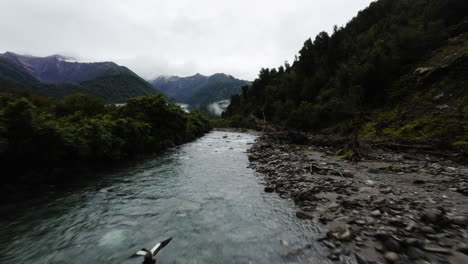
top-left (248, 132), bottom-right (468, 264)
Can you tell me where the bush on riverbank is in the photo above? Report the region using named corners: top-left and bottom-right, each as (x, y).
top-left (0, 92), bottom-right (212, 183)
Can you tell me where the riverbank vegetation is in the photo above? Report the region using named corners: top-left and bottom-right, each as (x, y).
top-left (0, 90), bottom-right (211, 184)
top-left (223, 0), bottom-right (467, 153)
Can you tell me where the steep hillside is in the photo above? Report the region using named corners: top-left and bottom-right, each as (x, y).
top-left (0, 53), bottom-right (157, 103)
top-left (224, 0), bottom-right (468, 149)
top-left (31, 72), bottom-right (157, 103)
top-left (0, 57), bottom-right (39, 85)
top-left (0, 52), bottom-right (129, 83)
top-left (152, 73), bottom-right (209, 102)
top-left (151, 73), bottom-right (249, 107)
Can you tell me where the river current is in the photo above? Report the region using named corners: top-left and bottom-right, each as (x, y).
top-left (0, 131), bottom-right (329, 264)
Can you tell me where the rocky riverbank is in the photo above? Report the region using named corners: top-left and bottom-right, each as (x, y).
top-left (248, 132), bottom-right (468, 264)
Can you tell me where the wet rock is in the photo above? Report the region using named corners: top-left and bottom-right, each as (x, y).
top-left (402, 238), bottom-right (424, 248)
top-left (296, 210), bottom-right (314, 220)
top-left (420, 226), bottom-right (435, 234)
top-left (294, 186), bottom-right (320, 202)
top-left (371, 210), bottom-right (382, 218)
top-left (328, 254), bottom-right (340, 261)
top-left (329, 225), bottom-right (353, 241)
top-left (264, 186), bottom-right (275, 193)
top-left (374, 231), bottom-right (391, 241)
top-left (413, 180), bottom-right (426, 185)
top-left (380, 187), bottom-right (392, 194)
top-left (456, 243), bottom-right (468, 254)
top-left (248, 154), bottom-right (259, 161)
top-left (420, 208), bottom-right (444, 224)
top-left (447, 215), bottom-right (467, 227)
top-left (343, 170), bottom-right (354, 178)
top-left (366, 180), bottom-right (375, 186)
top-left (354, 252), bottom-right (369, 264)
top-left (383, 252), bottom-right (399, 263)
top-left (407, 247), bottom-right (427, 260)
top-left (375, 243), bottom-right (384, 252)
top-left (384, 238), bottom-right (401, 252)
top-left (322, 240), bottom-right (336, 249)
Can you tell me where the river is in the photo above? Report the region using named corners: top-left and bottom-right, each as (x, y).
top-left (0, 131), bottom-right (329, 264)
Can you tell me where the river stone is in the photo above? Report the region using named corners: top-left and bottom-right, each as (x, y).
top-left (248, 154), bottom-right (259, 161)
top-left (354, 253), bottom-right (369, 264)
top-left (371, 210), bottom-right (382, 217)
top-left (383, 252), bottom-right (399, 263)
top-left (407, 247), bottom-right (427, 260)
top-left (343, 170), bottom-right (354, 178)
top-left (329, 225), bottom-right (353, 241)
top-left (420, 208), bottom-right (444, 224)
top-left (447, 215), bottom-right (467, 226)
top-left (384, 238), bottom-right (401, 252)
top-left (296, 210), bottom-right (314, 219)
top-left (456, 243), bottom-right (468, 254)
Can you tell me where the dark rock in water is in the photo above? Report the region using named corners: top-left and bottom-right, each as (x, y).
top-left (413, 179), bottom-right (426, 184)
top-left (328, 254), bottom-right (339, 261)
top-left (383, 251), bottom-right (399, 263)
top-left (248, 154), bottom-right (259, 161)
top-left (354, 252), bottom-right (369, 264)
top-left (294, 186), bottom-right (320, 202)
top-left (374, 231), bottom-right (391, 241)
top-left (419, 226), bottom-right (435, 234)
top-left (456, 242), bottom-right (468, 254)
top-left (384, 238), bottom-right (401, 252)
top-left (296, 210), bottom-right (314, 219)
top-left (264, 186), bottom-right (275, 193)
top-left (407, 247), bottom-right (427, 260)
top-left (420, 208), bottom-right (444, 224)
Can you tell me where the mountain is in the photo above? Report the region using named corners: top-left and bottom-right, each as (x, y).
top-left (0, 52), bottom-right (157, 103)
top-left (224, 0), bottom-right (468, 150)
top-left (0, 52), bottom-right (129, 83)
top-left (151, 73), bottom-right (249, 108)
top-left (0, 56), bottom-right (39, 85)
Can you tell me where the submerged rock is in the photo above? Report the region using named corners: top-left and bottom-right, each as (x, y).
top-left (296, 210), bottom-right (314, 219)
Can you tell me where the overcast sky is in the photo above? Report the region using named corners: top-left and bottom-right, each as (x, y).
top-left (0, 0), bottom-right (374, 80)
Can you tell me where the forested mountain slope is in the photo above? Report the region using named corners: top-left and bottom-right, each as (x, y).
top-left (151, 73), bottom-right (249, 108)
top-left (224, 0), bottom-right (468, 151)
top-left (0, 53), bottom-right (157, 103)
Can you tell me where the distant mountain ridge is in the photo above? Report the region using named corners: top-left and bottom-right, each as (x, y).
top-left (0, 52), bottom-right (156, 103)
top-left (0, 52), bottom-right (131, 83)
top-left (151, 73), bottom-right (249, 108)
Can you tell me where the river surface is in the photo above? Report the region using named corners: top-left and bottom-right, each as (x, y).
top-left (0, 131), bottom-right (329, 264)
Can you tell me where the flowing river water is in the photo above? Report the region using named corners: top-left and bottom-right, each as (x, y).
top-left (0, 131), bottom-right (330, 264)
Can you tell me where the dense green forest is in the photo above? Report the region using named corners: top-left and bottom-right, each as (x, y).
top-left (33, 72), bottom-right (158, 103)
top-left (0, 89), bottom-right (211, 183)
top-left (224, 0), bottom-right (468, 152)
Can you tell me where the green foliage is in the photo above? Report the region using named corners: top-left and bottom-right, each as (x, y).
top-left (25, 72), bottom-right (157, 104)
top-left (0, 91), bottom-right (212, 184)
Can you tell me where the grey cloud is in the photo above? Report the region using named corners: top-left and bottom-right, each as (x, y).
top-left (0, 0), bottom-right (374, 80)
